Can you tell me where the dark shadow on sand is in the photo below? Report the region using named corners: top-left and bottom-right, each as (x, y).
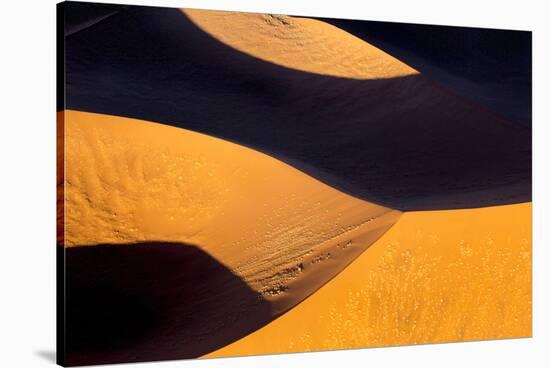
top-left (61, 243), bottom-right (271, 366)
top-left (321, 18), bottom-right (532, 126)
top-left (63, 4), bottom-right (531, 211)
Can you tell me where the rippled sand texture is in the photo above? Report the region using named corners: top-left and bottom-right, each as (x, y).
top-left (184, 9), bottom-right (417, 79)
top-left (208, 203), bottom-right (532, 357)
top-left (60, 3), bottom-right (531, 365)
top-left (61, 110), bottom-right (400, 363)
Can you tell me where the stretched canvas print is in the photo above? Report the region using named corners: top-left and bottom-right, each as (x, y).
top-left (56, 1), bottom-right (532, 366)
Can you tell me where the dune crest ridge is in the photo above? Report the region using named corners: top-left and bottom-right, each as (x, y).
top-left (208, 202), bottom-right (532, 357)
top-left (58, 4), bottom-right (531, 364)
top-left (62, 109), bottom-right (400, 322)
top-left (66, 7), bottom-right (531, 210)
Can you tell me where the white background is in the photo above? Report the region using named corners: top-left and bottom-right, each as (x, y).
top-left (0, 0), bottom-right (548, 367)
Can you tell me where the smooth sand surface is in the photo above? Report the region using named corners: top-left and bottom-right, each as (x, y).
top-left (207, 202), bottom-right (531, 357)
top-left (61, 110), bottom-right (399, 364)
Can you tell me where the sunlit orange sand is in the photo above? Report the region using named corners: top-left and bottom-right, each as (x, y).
top-left (208, 202), bottom-right (531, 357)
top-left (61, 110), bottom-right (400, 362)
top-left (184, 9), bottom-right (417, 79)
top-left (62, 110), bottom-right (531, 361)
top-left (60, 4), bottom-right (531, 366)
top-left (63, 110), bottom-right (399, 304)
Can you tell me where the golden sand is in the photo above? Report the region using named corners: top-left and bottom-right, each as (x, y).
top-left (183, 9), bottom-right (417, 79)
top-left (62, 110), bottom-right (399, 316)
top-left (60, 7), bottom-right (531, 362)
top-left (61, 110), bottom-right (530, 356)
top-left (208, 203), bottom-right (531, 357)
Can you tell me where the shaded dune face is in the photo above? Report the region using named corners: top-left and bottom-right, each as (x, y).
top-left (62, 2), bottom-right (127, 37)
top-left (323, 18), bottom-right (532, 125)
top-left (63, 242), bottom-right (271, 366)
top-left (65, 6), bottom-right (531, 210)
top-left (61, 110), bottom-right (400, 363)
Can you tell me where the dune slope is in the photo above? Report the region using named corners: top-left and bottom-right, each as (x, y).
top-left (208, 202), bottom-right (532, 357)
top-left (59, 5), bottom-right (532, 363)
top-left (61, 110), bottom-right (400, 364)
top-left (323, 18), bottom-right (532, 125)
top-left (184, 9), bottom-right (416, 79)
top-left (65, 6), bottom-right (531, 210)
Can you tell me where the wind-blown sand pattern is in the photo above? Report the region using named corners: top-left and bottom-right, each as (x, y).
top-left (208, 203), bottom-right (531, 357)
top-left (184, 9), bottom-right (417, 79)
top-left (58, 3), bottom-right (531, 366)
top-left (61, 110), bottom-right (399, 364)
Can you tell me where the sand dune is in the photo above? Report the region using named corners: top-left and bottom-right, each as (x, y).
top-left (324, 19), bottom-right (532, 125)
top-left (184, 9), bottom-right (417, 79)
top-left (61, 110), bottom-right (399, 364)
top-left (65, 6), bottom-right (531, 210)
top-left (207, 202), bottom-right (532, 357)
top-left (59, 5), bottom-right (531, 365)
top-left (63, 242), bottom-right (271, 366)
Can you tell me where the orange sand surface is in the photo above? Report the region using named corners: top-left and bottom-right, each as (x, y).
top-left (184, 9), bottom-right (417, 79)
top-left (60, 8), bottom-right (531, 364)
top-left (208, 202), bottom-right (531, 357)
top-left (62, 110), bottom-right (399, 316)
top-left (60, 110), bottom-right (530, 359)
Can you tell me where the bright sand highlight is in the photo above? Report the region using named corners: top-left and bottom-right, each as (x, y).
top-left (208, 202), bottom-right (531, 357)
top-left (184, 9), bottom-right (417, 79)
top-left (62, 110), bottom-right (399, 315)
